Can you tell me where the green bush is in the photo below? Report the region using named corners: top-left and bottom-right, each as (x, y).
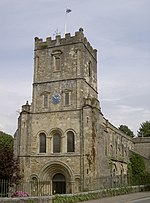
top-left (53, 186), bottom-right (136, 203)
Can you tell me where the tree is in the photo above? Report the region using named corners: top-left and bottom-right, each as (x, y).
top-left (0, 131), bottom-right (13, 149)
top-left (128, 152), bottom-right (149, 185)
top-left (138, 121), bottom-right (150, 137)
top-left (0, 131), bottom-right (20, 182)
top-left (119, 125), bottom-right (134, 137)
top-left (130, 153), bottom-right (146, 176)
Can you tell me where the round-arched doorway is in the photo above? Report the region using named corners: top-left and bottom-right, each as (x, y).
top-left (52, 173), bottom-right (66, 194)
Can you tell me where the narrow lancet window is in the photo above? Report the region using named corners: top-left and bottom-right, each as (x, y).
top-left (67, 131), bottom-right (75, 152)
top-left (39, 133), bottom-right (46, 153)
top-left (43, 95), bottom-right (48, 108)
top-left (88, 61), bottom-right (92, 77)
top-left (65, 92), bottom-right (70, 106)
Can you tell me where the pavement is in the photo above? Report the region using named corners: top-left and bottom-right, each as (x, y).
top-left (77, 191), bottom-right (150, 203)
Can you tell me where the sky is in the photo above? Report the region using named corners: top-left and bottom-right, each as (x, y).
top-left (0, 0), bottom-right (149, 136)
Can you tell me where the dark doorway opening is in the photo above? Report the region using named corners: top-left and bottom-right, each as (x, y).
top-left (52, 173), bottom-right (66, 194)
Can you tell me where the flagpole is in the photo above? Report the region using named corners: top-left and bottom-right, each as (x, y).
top-left (65, 0), bottom-right (69, 34)
top-left (65, 12), bottom-right (67, 34)
top-left (65, 8), bottom-right (72, 35)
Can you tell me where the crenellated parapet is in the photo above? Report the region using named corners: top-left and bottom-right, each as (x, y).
top-left (34, 28), bottom-right (97, 59)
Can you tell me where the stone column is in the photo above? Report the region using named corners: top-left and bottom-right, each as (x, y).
top-left (70, 181), bottom-right (75, 194)
top-left (47, 137), bottom-right (51, 153)
top-left (61, 135), bottom-right (66, 153)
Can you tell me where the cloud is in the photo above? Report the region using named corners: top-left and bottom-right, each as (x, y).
top-left (0, 0), bottom-right (149, 136)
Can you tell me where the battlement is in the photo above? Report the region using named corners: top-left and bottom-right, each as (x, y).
top-left (35, 28), bottom-right (97, 58)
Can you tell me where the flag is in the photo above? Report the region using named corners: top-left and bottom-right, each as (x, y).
top-left (66, 8), bottom-right (72, 14)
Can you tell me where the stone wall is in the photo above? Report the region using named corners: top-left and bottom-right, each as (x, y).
top-left (131, 137), bottom-right (150, 172)
top-left (133, 137), bottom-right (150, 160)
top-left (0, 196), bottom-right (53, 203)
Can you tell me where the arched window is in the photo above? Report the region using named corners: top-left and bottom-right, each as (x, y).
top-left (67, 131), bottom-right (75, 152)
top-left (53, 133), bottom-right (61, 153)
top-left (39, 133), bottom-right (46, 153)
top-left (112, 165), bottom-right (117, 186)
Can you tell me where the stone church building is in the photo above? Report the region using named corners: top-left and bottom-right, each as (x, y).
top-left (14, 28), bottom-right (146, 195)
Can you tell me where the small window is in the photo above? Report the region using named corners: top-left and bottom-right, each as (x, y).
top-left (105, 141), bottom-right (107, 155)
top-left (51, 50), bottom-right (62, 71)
top-left (115, 141), bottom-right (118, 155)
top-left (64, 91), bottom-right (71, 106)
top-left (39, 133), bottom-right (46, 153)
top-left (43, 95), bottom-right (48, 108)
top-left (54, 56), bottom-right (61, 71)
top-left (110, 144), bottom-right (113, 156)
top-left (53, 133), bottom-right (61, 153)
top-left (88, 61), bottom-right (92, 77)
top-left (67, 131), bottom-right (75, 152)
top-left (65, 92), bottom-right (70, 106)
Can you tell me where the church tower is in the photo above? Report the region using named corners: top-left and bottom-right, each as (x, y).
top-left (15, 28), bottom-right (105, 195)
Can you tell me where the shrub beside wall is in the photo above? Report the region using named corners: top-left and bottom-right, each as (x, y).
top-left (53, 185), bottom-right (150, 203)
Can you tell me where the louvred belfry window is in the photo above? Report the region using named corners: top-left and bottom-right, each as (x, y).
top-left (55, 56), bottom-right (61, 71)
top-left (65, 92), bottom-right (69, 106)
top-left (51, 50), bottom-right (62, 72)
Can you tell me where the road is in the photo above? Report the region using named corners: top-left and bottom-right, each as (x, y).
top-left (78, 191), bottom-right (150, 203)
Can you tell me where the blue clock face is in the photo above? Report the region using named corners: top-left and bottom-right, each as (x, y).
top-left (52, 94), bottom-right (61, 104)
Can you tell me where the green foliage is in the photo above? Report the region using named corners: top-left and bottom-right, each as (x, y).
top-left (130, 153), bottom-right (146, 176)
top-left (128, 152), bottom-right (150, 185)
top-left (0, 147), bottom-right (14, 179)
top-left (138, 121), bottom-right (150, 137)
top-left (0, 131), bottom-right (13, 149)
top-left (27, 200), bottom-right (35, 203)
top-left (119, 125), bottom-right (134, 137)
top-left (0, 131), bottom-right (20, 183)
top-left (53, 187), bottom-right (134, 203)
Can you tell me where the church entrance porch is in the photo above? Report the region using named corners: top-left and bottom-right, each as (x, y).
top-left (38, 161), bottom-right (74, 195)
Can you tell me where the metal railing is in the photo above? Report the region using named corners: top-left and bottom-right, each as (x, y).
top-left (0, 174), bottom-right (150, 197)
top-left (0, 180), bottom-right (9, 197)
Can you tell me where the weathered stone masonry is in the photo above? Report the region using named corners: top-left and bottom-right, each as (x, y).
top-left (14, 28), bottom-right (150, 195)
